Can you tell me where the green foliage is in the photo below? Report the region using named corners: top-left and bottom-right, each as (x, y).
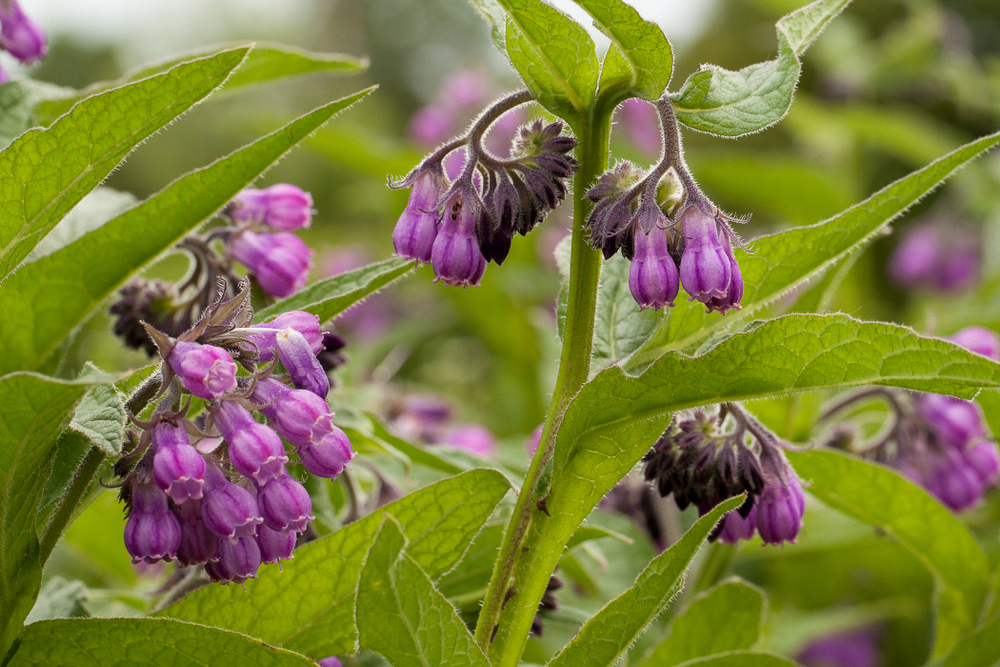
top-left (671, 652), bottom-right (801, 667)
top-left (356, 516), bottom-right (491, 667)
top-left (0, 46), bottom-right (250, 280)
top-left (938, 610), bottom-right (1000, 667)
top-left (673, 0), bottom-right (850, 137)
top-left (0, 89), bottom-right (373, 376)
top-left (547, 497), bottom-right (743, 667)
top-left (6, 618), bottom-right (317, 667)
top-left (254, 256), bottom-right (413, 324)
top-left (788, 449), bottom-right (989, 657)
top-left (591, 252), bottom-right (661, 372)
top-left (160, 469), bottom-right (509, 658)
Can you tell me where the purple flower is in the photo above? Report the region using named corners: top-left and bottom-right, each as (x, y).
top-left (888, 224), bottom-right (939, 288)
top-left (393, 172), bottom-right (441, 264)
top-left (937, 241), bottom-right (978, 291)
top-left (168, 342), bottom-right (238, 400)
top-left (799, 627), bottom-right (881, 667)
top-left (442, 424), bottom-right (496, 457)
top-left (228, 184), bottom-right (313, 231)
top-left (256, 474), bottom-right (314, 537)
top-left (200, 463), bottom-right (263, 542)
top-left (230, 230), bottom-right (313, 298)
top-left (213, 401), bottom-right (288, 485)
top-left (408, 106), bottom-right (453, 148)
top-left (207, 536), bottom-right (262, 584)
top-left (716, 506), bottom-right (757, 545)
top-left (318, 658), bottom-right (343, 667)
top-left (152, 422), bottom-right (206, 504)
top-left (755, 467), bottom-right (806, 545)
top-left (0, 0), bottom-right (46, 64)
top-left (963, 441), bottom-right (1000, 487)
top-left (173, 500), bottom-right (220, 566)
top-left (679, 208), bottom-right (731, 306)
top-left (276, 327), bottom-right (329, 398)
top-left (248, 311), bottom-right (323, 362)
top-left (124, 478), bottom-right (182, 564)
top-left (629, 225), bottom-right (679, 310)
top-left (257, 524), bottom-right (296, 565)
top-left (431, 194), bottom-right (487, 286)
top-left (925, 448), bottom-right (985, 511)
top-left (888, 223), bottom-right (979, 293)
top-left (704, 234), bottom-right (743, 315)
top-left (949, 326), bottom-right (1000, 361)
top-left (918, 393), bottom-right (986, 449)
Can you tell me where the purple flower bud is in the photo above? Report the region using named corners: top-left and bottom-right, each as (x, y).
top-left (918, 393), bottom-right (986, 449)
top-left (431, 194), bottom-right (487, 286)
top-left (200, 464), bottom-right (263, 542)
top-left (924, 449), bottom-right (984, 511)
top-left (442, 424), bottom-right (496, 457)
top-left (207, 536), bottom-right (262, 584)
top-left (257, 524), bottom-right (296, 565)
top-left (679, 208), bottom-right (732, 305)
top-left (230, 230), bottom-right (313, 298)
top-left (963, 441), bottom-right (1000, 487)
top-left (0, 1), bottom-right (46, 64)
top-left (716, 506), bottom-right (757, 545)
top-left (248, 311), bottom-right (323, 362)
top-left (408, 106), bottom-right (453, 148)
top-left (276, 327), bottom-right (329, 398)
top-left (799, 627), bottom-right (881, 667)
top-left (629, 225), bottom-right (679, 310)
top-left (256, 474), bottom-right (314, 537)
top-left (213, 401), bottom-right (288, 485)
top-left (393, 172), bottom-right (441, 263)
top-left (151, 422), bottom-right (206, 504)
top-left (173, 500), bottom-right (220, 566)
top-left (704, 234), bottom-right (743, 315)
top-left (888, 225), bottom-right (939, 289)
top-left (228, 184), bottom-right (314, 231)
top-left (168, 342), bottom-right (238, 400)
top-left (124, 478), bottom-right (182, 564)
top-left (949, 326), bottom-right (1000, 361)
top-left (755, 468), bottom-right (805, 545)
top-left (318, 658), bottom-right (343, 667)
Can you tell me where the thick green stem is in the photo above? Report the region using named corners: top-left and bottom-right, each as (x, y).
top-left (473, 109), bottom-right (611, 664)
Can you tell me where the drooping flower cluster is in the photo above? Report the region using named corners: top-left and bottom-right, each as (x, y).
top-left (116, 284), bottom-right (355, 584)
top-left (391, 91), bottom-right (578, 286)
top-left (0, 0), bottom-right (46, 82)
top-left (642, 403), bottom-right (806, 546)
top-left (888, 220), bottom-right (979, 293)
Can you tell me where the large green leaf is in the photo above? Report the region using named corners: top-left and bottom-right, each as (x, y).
top-left (638, 579), bottom-right (765, 667)
top-left (0, 89), bottom-right (374, 377)
top-left (547, 498), bottom-right (743, 667)
top-left (0, 46), bottom-right (249, 279)
top-left (788, 449), bottom-right (990, 657)
top-left (32, 44), bottom-right (366, 126)
top-left (356, 517), bottom-right (490, 667)
top-left (497, 0), bottom-right (598, 120)
top-left (6, 618), bottom-right (316, 667)
top-left (159, 469), bottom-right (510, 658)
top-left (672, 0), bottom-right (849, 137)
top-left (0, 372), bottom-right (108, 657)
top-left (629, 130), bottom-right (1000, 368)
top-left (254, 256), bottom-right (413, 324)
top-left (938, 610), bottom-right (1000, 667)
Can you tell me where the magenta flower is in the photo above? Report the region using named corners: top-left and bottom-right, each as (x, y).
top-left (228, 184), bottom-right (313, 231)
top-left (0, 0), bottom-right (46, 64)
top-left (230, 230), bottom-right (313, 298)
top-left (167, 342), bottom-right (238, 400)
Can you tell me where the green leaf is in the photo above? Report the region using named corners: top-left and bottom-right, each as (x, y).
top-left (938, 610), bottom-right (1000, 667)
top-left (0, 372), bottom-right (107, 657)
top-left (0, 81), bottom-right (69, 149)
top-left (673, 652), bottom-right (801, 667)
top-left (0, 89), bottom-right (374, 376)
top-left (788, 449), bottom-right (990, 657)
top-left (638, 579), bottom-right (765, 667)
top-left (356, 516), bottom-right (490, 667)
top-left (0, 46), bottom-right (250, 280)
top-left (32, 44), bottom-right (366, 126)
top-left (24, 576), bottom-right (87, 624)
top-left (23, 188), bottom-right (137, 262)
top-left (67, 380), bottom-right (125, 456)
top-left (630, 130), bottom-right (1000, 367)
top-left (547, 497), bottom-right (744, 667)
top-left (672, 0), bottom-right (850, 137)
top-left (573, 0), bottom-right (672, 102)
top-left (591, 252), bottom-right (661, 372)
top-left (159, 469), bottom-right (510, 658)
top-left (254, 257), bottom-right (414, 324)
top-left (497, 0), bottom-right (598, 120)
top-left (466, 0), bottom-right (508, 52)
top-left (6, 618), bottom-right (317, 667)
top-left (565, 524), bottom-right (633, 551)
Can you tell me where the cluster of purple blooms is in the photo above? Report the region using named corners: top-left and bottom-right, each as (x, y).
top-left (642, 403), bottom-right (806, 546)
top-left (0, 0), bottom-right (46, 81)
top-left (888, 220), bottom-right (979, 293)
top-left (119, 288), bottom-right (354, 585)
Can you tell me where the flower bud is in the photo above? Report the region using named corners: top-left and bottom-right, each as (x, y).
top-left (276, 327), bottom-right (329, 398)
top-left (679, 208), bottom-right (732, 305)
top-left (963, 441), bottom-right (1000, 487)
top-left (629, 225), bottom-right (679, 310)
top-left (917, 394), bottom-right (986, 449)
top-left (173, 500), bottom-right (220, 566)
top-left (200, 464), bottom-right (263, 542)
top-left (318, 658), bottom-right (343, 667)
top-left (256, 474), bottom-right (314, 537)
top-left (213, 401), bottom-right (288, 485)
top-left (431, 194), bottom-right (487, 286)
top-left (168, 342), bottom-right (238, 400)
top-left (716, 506), bottom-right (757, 545)
top-left (248, 311), bottom-right (323, 362)
top-left (0, 1), bottom-right (46, 63)
top-left (393, 172), bottom-right (441, 263)
top-left (151, 422), bottom-right (206, 504)
top-left (949, 326), bottom-right (1000, 361)
top-left (704, 234), bottom-right (743, 315)
top-left (207, 536), bottom-right (262, 584)
top-left (124, 478), bottom-right (182, 564)
top-left (227, 184), bottom-right (313, 230)
top-left (230, 230), bottom-right (313, 298)
top-left (924, 449), bottom-right (984, 511)
top-left (110, 279), bottom-right (184, 356)
top-left (257, 524), bottom-right (296, 565)
top-left (442, 424), bottom-right (496, 457)
top-left (888, 225), bottom-right (939, 289)
top-left (755, 467), bottom-right (805, 545)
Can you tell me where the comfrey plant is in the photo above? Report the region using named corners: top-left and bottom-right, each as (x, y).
top-left (4, 0), bottom-right (1000, 666)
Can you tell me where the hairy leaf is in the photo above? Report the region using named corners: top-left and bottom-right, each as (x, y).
top-left (67, 381), bottom-right (125, 456)
top-left (356, 517), bottom-right (490, 667)
top-left (0, 89), bottom-right (373, 376)
top-left (0, 46), bottom-right (249, 279)
top-left (591, 252), bottom-right (661, 373)
top-left (159, 469), bottom-right (509, 658)
top-left (788, 449), bottom-right (990, 657)
top-left (673, 0), bottom-right (850, 137)
top-left (24, 188), bottom-right (137, 262)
